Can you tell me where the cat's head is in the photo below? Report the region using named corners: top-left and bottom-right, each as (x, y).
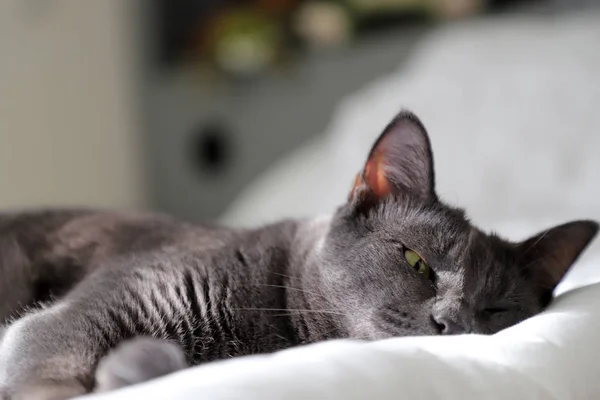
top-left (313, 110), bottom-right (598, 338)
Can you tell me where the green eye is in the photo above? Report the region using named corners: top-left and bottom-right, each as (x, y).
top-left (404, 249), bottom-right (430, 279)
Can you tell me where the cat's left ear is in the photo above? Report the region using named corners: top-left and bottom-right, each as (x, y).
top-left (349, 110), bottom-right (437, 209)
top-left (518, 220), bottom-right (598, 303)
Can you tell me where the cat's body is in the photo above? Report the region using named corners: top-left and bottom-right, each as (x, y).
top-left (0, 210), bottom-right (323, 391)
top-left (0, 111), bottom-right (597, 400)
top-left (0, 210), bottom-right (349, 397)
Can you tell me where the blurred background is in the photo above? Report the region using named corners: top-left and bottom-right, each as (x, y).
top-left (0, 0), bottom-right (598, 230)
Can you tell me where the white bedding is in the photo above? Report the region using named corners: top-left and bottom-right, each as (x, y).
top-left (83, 11), bottom-right (600, 400)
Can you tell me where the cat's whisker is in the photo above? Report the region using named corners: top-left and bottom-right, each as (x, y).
top-left (265, 323), bottom-right (292, 344)
top-left (270, 313), bottom-right (302, 318)
top-left (267, 271), bottom-right (299, 280)
top-left (258, 284), bottom-right (325, 299)
top-left (269, 313), bottom-right (344, 319)
top-left (234, 307), bottom-right (345, 316)
top-left (317, 326), bottom-right (345, 340)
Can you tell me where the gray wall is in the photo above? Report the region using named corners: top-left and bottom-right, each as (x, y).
top-left (143, 28), bottom-right (426, 222)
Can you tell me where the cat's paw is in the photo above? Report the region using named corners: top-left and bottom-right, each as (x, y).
top-left (94, 337), bottom-right (188, 392)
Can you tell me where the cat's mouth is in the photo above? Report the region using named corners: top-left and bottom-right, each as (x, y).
top-left (346, 311), bottom-right (444, 340)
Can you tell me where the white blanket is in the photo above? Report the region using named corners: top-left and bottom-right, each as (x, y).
top-left (83, 11), bottom-right (600, 400)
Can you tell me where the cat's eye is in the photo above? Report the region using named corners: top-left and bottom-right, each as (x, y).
top-left (404, 249), bottom-right (430, 280)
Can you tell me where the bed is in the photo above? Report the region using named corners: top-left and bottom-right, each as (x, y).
top-left (82, 11), bottom-right (600, 400)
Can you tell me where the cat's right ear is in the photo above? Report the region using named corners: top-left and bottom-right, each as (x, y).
top-left (349, 110), bottom-right (437, 211)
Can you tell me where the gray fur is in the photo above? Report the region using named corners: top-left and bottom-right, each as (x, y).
top-left (0, 111), bottom-right (596, 399)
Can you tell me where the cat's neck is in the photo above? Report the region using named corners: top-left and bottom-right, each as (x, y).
top-left (226, 215), bottom-right (338, 346)
top-left (284, 215), bottom-right (344, 343)
top-left (291, 215), bottom-right (332, 259)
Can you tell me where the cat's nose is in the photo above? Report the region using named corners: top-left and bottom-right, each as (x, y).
top-left (431, 314), bottom-right (466, 335)
top-left (431, 300), bottom-right (470, 335)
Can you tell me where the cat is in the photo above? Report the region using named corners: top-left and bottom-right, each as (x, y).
top-left (0, 110), bottom-right (597, 400)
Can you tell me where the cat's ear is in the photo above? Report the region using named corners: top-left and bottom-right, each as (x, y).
top-left (518, 220), bottom-right (598, 304)
top-left (349, 110), bottom-right (436, 209)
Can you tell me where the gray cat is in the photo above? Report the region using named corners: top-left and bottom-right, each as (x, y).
top-left (0, 111), bottom-right (597, 400)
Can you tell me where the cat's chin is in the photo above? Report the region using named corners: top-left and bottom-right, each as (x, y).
top-left (349, 325), bottom-right (442, 341)
top-left (350, 331), bottom-right (431, 341)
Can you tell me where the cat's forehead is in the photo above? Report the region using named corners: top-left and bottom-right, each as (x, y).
top-left (373, 198), bottom-right (473, 256)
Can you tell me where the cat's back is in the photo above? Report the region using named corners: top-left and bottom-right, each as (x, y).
top-left (0, 208), bottom-right (232, 321)
top-left (0, 208), bottom-right (229, 258)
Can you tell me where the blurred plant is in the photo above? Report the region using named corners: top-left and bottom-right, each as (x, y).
top-left (184, 0), bottom-right (485, 78)
top-left (292, 0), bottom-right (484, 49)
top-left (293, 1), bottom-right (354, 50)
top-left (208, 8), bottom-right (282, 77)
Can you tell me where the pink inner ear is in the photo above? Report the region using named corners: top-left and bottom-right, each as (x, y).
top-left (364, 152), bottom-right (391, 199)
top-left (350, 151), bottom-right (393, 202)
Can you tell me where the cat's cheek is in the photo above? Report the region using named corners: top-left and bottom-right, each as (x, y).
top-left (347, 322), bottom-right (390, 341)
top-left (367, 298), bottom-right (440, 338)
top-left (344, 302), bottom-right (438, 340)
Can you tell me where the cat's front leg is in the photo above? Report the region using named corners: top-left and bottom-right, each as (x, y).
top-left (0, 303), bottom-right (100, 400)
top-left (2, 380), bottom-right (86, 400)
